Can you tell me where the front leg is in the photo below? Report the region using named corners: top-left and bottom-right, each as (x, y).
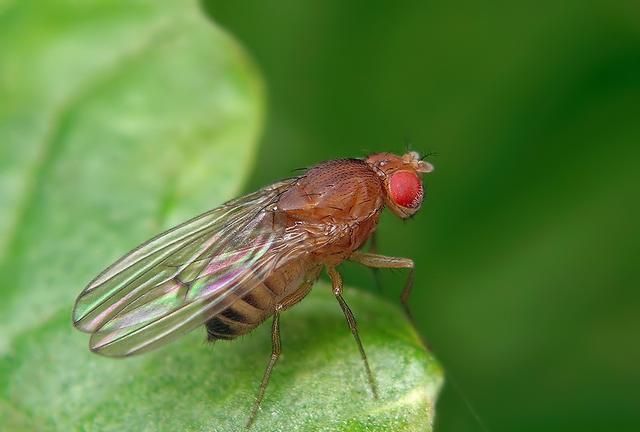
top-left (367, 231), bottom-right (383, 291)
top-left (348, 251), bottom-right (423, 345)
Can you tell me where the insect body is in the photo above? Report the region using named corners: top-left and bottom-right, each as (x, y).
top-left (73, 151), bottom-right (434, 427)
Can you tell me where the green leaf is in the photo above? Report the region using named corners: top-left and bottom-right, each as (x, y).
top-left (0, 1), bottom-right (442, 431)
top-left (0, 0), bottom-right (263, 347)
top-left (3, 284), bottom-right (442, 431)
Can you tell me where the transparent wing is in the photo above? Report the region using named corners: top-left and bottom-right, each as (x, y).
top-left (72, 179), bottom-right (308, 357)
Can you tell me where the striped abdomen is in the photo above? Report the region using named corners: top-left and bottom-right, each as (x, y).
top-left (206, 260), bottom-right (322, 340)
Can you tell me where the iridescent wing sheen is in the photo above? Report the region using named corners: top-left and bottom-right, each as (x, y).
top-left (72, 179), bottom-right (309, 357)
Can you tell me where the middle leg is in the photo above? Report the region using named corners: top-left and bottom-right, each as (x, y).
top-left (326, 266), bottom-right (379, 399)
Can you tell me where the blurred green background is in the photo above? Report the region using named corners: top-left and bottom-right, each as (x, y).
top-left (204, 1), bottom-right (640, 431)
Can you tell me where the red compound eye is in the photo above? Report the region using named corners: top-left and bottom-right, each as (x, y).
top-left (389, 171), bottom-right (423, 209)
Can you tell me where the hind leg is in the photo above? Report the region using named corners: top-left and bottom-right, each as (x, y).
top-left (246, 305), bottom-right (282, 429)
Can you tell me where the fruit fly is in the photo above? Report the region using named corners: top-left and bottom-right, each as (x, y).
top-left (73, 151), bottom-right (434, 428)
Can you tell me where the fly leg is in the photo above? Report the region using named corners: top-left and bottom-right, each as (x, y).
top-left (326, 266), bottom-right (379, 399)
top-left (368, 231), bottom-right (383, 291)
top-left (246, 305), bottom-right (282, 429)
top-left (348, 251), bottom-right (426, 347)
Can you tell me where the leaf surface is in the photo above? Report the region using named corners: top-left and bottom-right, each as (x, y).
top-left (0, 1), bottom-right (442, 431)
